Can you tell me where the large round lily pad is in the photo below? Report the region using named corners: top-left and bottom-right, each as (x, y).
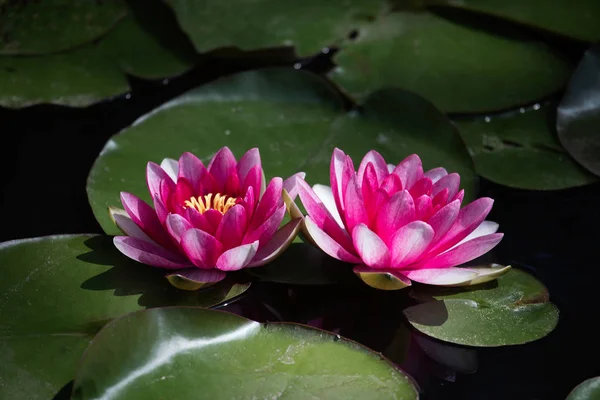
top-left (0, 0), bottom-right (127, 55)
top-left (557, 44), bottom-right (600, 178)
top-left (566, 377), bottom-right (600, 400)
top-left (404, 268), bottom-right (559, 347)
top-left (164, 0), bottom-right (388, 56)
top-left (71, 307), bottom-right (418, 399)
top-left (0, 234), bottom-right (249, 399)
top-left (330, 11), bottom-right (572, 113)
top-left (87, 67), bottom-right (475, 236)
top-left (0, 45), bottom-right (129, 108)
top-left (426, 0), bottom-right (600, 42)
top-left (455, 106), bottom-right (598, 190)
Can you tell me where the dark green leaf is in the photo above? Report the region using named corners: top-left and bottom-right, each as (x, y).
top-left (404, 268), bottom-right (559, 346)
top-left (0, 235), bottom-right (249, 399)
top-left (87, 68), bottom-right (475, 235)
top-left (164, 0), bottom-right (388, 56)
top-left (566, 377), bottom-right (600, 400)
top-left (557, 44), bottom-right (600, 177)
top-left (455, 106), bottom-right (598, 189)
top-left (330, 11), bottom-right (572, 113)
top-left (72, 307), bottom-right (418, 399)
top-left (425, 0), bottom-right (600, 42)
top-left (0, 0), bottom-right (127, 55)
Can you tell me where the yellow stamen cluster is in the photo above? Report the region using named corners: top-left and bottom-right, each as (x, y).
top-left (183, 193), bottom-right (237, 215)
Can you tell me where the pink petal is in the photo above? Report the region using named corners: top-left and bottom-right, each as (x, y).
top-left (185, 208), bottom-right (212, 232)
top-left (180, 228), bottom-right (224, 268)
top-left (297, 178), bottom-right (355, 253)
top-left (362, 163), bottom-right (379, 223)
top-left (424, 167), bottom-right (448, 184)
top-left (203, 209), bottom-right (223, 234)
top-left (153, 194), bottom-right (169, 224)
top-left (413, 233), bottom-right (503, 270)
top-left (283, 172), bottom-right (306, 200)
top-left (330, 148), bottom-right (354, 221)
top-left (208, 147), bottom-right (237, 192)
top-left (248, 177), bottom-right (283, 231)
top-left (414, 195), bottom-right (433, 221)
top-left (390, 221), bottom-right (435, 267)
top-left (392, 154), bottom-right (423, 190)
top-left (216, 241), bottom-right (259, 271)
top-left (312, 184), bottom-right (343, 228)
top-left (215, 204), bottom-right (247, 250)
top-left (409, 177), bottom-right (433, 198)
top-left (113, 236), bottom-right (190, 269)
top-left (343, 176), bottom-right (369, 234)
top-left (110, 207), bottom-right (157, 244)
top-left (236, 148), bottom-right (261, 183)
top-left (147, 162), bottom-right (174, 203)
top-left (166, 268), bottom-right (226, 284)
top-left (432, 188), bottom-right (449, 209)
top-left (173, 177), bottom-right (195, 206)
top-left (242, 186), bottom-right (256, 222)
top-left (120, 192), bottom-right (172, 249)
top-left (375, 190), bottom-right (415, 244)
top-left (242, 165), bottom-right (263, 205)
top-left (352, 223), bottom-right (391, 268)
top-left (177, 152), bottom-right (205, 190)
top-left (427, 200), bottom-right (460, 244)
top-left (432, 173), bottom-right (460, 201)
top-left (453, 189), bottom-right (465, 204)
top-left (450, 220), bottom-right (499, 249)
top-left (160, 158), bottom-right (178, 182)
top-left (379, 173), bottom-right (402, 195)
top-left (431, 197), bottom-right (495, 254)
top-left (357, 150), bottom-right (389, 188)
top-left (404, 268), bottom-right (479, 285)
top-left (304, 216), bottom-right (360, 263)
top-left (165, 213), bottom-right (193, 245)
top-left (247, 218), bottom-right (301, 267)
top-left (224, 170), bottom-right (241, 195)
top-left (243, 203), bottom-right (286, 246)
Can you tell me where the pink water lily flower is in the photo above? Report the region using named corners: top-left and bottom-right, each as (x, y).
top-left (289, 148), bottom-right (509, 290)
top-left (110, 147), bottom-right (303, 289)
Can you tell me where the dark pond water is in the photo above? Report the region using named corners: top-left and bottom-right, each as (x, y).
top-left (2, 56), bottom-right (599, 400)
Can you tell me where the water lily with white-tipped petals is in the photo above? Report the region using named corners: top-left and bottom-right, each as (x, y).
top-left (287, 148), bottom-right (509, 290)
top-left (110, 147), bottom-right (303, 289)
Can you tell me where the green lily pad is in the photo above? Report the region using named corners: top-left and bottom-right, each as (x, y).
top-left (71, 307), bottom-right (418, 399)
top-left (87, 68), bottom-right (475, 236)
top-left (557, 44), bottom-right (600, 178)
top-left (566, 377), bottom-right (600, 400)
top-left (0, 0), bottom-right (127, 55)
top-left (404, 268), bottom-right (559, 347)
top-left (0, 45), bottom-right (129, 108)
top-left (164, 0), bottom-right (388, 57)
top-left (330, 11), bottom-right (572, 113)
top-left (454, 106), bottom-right (598, 189)
top-left (0, 234), bottom-right (249, 399)
top-left (426, 0), bottom-right (600, 42)
top-left (99, 0), bottom-right (199, 79)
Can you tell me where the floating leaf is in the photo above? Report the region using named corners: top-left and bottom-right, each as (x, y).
top-left (426, 0), bottom-right (600, 42)
top-left (404, 268), bottom-right (559, 347)
top-left (557, 44), bottom-right (600, 178)
top-left (99, 0), bottom-right (199, 79)
top-left (330, 11), bottom-right (572, 113)
top-left (87, 68), bottom-right (475, 235)
top-left (566, 377), bottom-right (600, 400)
top-left (0, 0), bottom-right (127, 55)
top-left (0, 45), bottom-right (129, 108)
top-left (0, 235), bottom-right (248, 399)
top-left (71, 307), bottom-right (418, 399)
top-left (455, 106), bottom-right (598, 189)
top-left (164, 0), bottom-right (388, 57)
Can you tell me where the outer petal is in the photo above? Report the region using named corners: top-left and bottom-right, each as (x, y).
top-left (353, 265), bottom-right (411, 291)
top-left (412, 233), bottom-right (504, 270)
top-left (120, 192), bottom-right (172, 249)
top-left (160, 158), bottom-right (178, 182)
top-left (215, 204), bottom-right (247, 250)
top-left (248, 177), bottom-right (283, 231)
top-left (392, 154), bottom-right (423, 190)
top-left (424, 167), bottom-right (447, 184)
top-left (375, 190), bottom-right (415, 244)
top-left (247, 218), bottom-right (302, 267)
top-left (113, 236), bottom-right (190, 269)
top-left (147, 161), bottom-right (174, 202)
top-left (216, 241), bottom-right (259, 271)
top-left (236, 148), bottom-right (261, 183)
top-left (283, 172), bottom-right (306, 200)
top-left (180, 228), bottom-right (224, 268)
top-left (330, 148), bottom-right (354, 220)
top-left (404, 268), bottom-right (479, 286)
top-left (304, 216), bottom-right (360, 263)
top-left (166, 268), bottom-right (226, 290)
top-left (449, 220), bottom-right (499, 250)
top-left (165, 213), bottom-right (193, 245)
top-left (153, 194), bottom-right (169, 224)
top-left (357, 150), bottom-right (389, 187)
top-left (177, 152), bottom-right (205, 190)
top-left (343, 176), bottom-right (369, 234)
top-left (243, 203), bottom-right (286, 247)
top-left (208, 147), bottom-right (237, 192)
top-left (390, 221), bottom-right (435, 267)
top-left (109, 206), bottom-right (156, 244)
top-left (352, 223), bottom-right (391, 268)
top-left (312, 184), bottom-right (344, 228)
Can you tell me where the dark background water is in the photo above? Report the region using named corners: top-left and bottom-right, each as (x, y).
top-left (2, 58), bottom-right (599, 399)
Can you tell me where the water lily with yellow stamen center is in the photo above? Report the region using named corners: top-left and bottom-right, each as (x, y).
top-left (110, 147), bottom-right (305, 289)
